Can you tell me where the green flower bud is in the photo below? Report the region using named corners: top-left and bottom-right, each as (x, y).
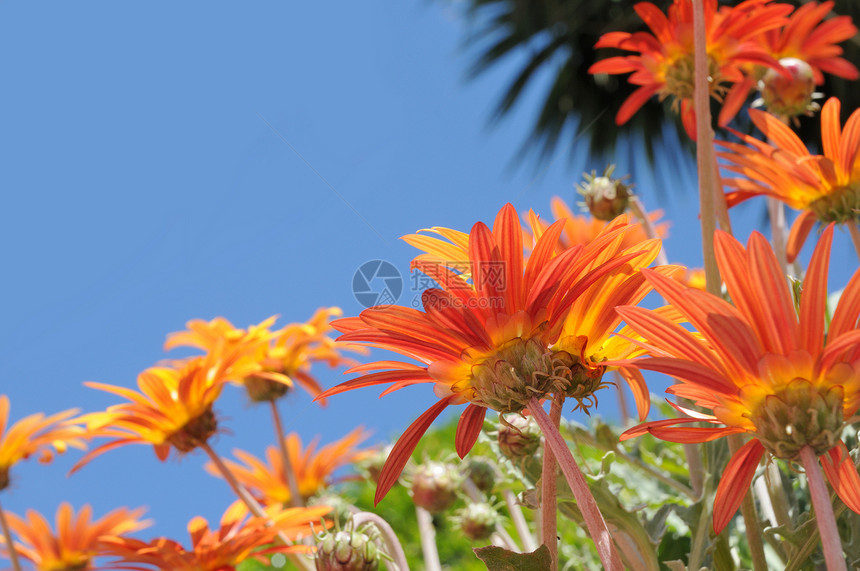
top-left (463, 457), bottom-right (497, 493)
top-left (410, 461), bottom-right (462, 513)
top-left (455, 502), bottom-right (501, 542)
top-left (315, 529), bottom-right (381, 571)
top-left (497, 414), bottom-right (541, 461)
top-left (577, 165), bottom-right (632, 221)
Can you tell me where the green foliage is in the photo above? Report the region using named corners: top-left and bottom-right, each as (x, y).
top-left (238, 410), bottom-right (860, 571)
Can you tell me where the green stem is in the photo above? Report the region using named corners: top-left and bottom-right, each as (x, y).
top-left (727, 435), bottom-right (767, 571)
top-left (0, 499), bottom-right (22, 571)
top-left (270, 399), bottom-right (304, 507)
top-left (529, 397), bottom-right (623, 570)
top-left (800, 446), bottom-right (847, 571)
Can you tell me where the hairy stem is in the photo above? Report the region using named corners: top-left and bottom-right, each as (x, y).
top-left (541, 399), bottom-right (561, 570)
top-left (270, 399), bottom-right (303, 507)
top-left (0, 500), bottom-right (22, 571)
top-left (416, 505), bottom-right (442, 571)
top-left (505, 489), bottom-right (538, 552)
top-left (801, 446), bottom-right (847, 571)
top-left (202, 442), bottom-right (315, 571)
top-left (692, 0), bottom-right (725, 293)
top-left (629, 196), bottom-right (669, 266)
top-left (767, 198), bottom-right (790, 275)
top-left (529, 397), bottom-right (623, 570)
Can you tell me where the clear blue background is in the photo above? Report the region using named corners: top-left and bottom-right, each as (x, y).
top-left (0, 0), bottom-right (855, 546)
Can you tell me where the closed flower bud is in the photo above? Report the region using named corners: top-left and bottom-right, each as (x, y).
top-left (410, 461), bottom-right (462, 513)
top-left (463, 457), bottom-right (497, 493)
top-left (315, 529), bottom-right (381, 571)
top-left (760, 57), bottom-right (817, 120)
top-left (577, 165), bottom-right (632, 221)
top-left (497, 413), bottom-right (541, 461)
top-left (455, 502), bottom-right (501, 542)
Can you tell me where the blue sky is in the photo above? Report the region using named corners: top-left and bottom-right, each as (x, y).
top-left (1, 0), bottom-right (856, 547)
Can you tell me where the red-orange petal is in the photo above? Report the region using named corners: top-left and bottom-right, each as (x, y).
top-left (713, 439), bottom-right (765, 534)
top-left (455, 404), bottom-right (487, 459)
top-left (374, 396), bottom-right (457, 505)
top-left (821, 442), bottom-right (860, 515)
top-left (786, 210), bottom-right (817, 263)
top-left (799, 225), bottom-right (834, 353)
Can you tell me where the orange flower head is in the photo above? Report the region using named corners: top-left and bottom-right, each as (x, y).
top-left (166, 309), bottom-right (361, 403)
top-left (206, 427), bottom-right (371, 507)
top-left (718, 97), bottom-right (860, 261)
top-left (673, 267), bottom-right (707, 291)
top-left (0, 396), bottom-right (86, 492)
top-left (720, 2), bottom-right (859, 123)
top-left (319, 203), bottom-right (678, 503)
top-left (100, 504), bottom-right (331, 571)
top-left (762, 1), bottom-right (859, 84)
top-left (588, 0), bottom-right (790, 137)
top-left (616, 225), bottom-right (860, 533)
top-left (74, 352), bottom-right (244, 469)
top-left (524, 197), bottom-right (668, 253)
top-left (1, 503), bottom-right (149, 571)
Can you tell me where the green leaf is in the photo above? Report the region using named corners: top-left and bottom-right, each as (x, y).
top-left (473, 544), bottom-right (553, 571)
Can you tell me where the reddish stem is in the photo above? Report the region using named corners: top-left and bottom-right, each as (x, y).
top-left (528, 397), bottom-right (623, 570)
top-left (800, 446), bottom-right (847, 571)
top-left (541, 399), bottom-right (561, 570)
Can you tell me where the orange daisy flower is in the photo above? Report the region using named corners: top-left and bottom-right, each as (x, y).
top-left (165, 308), bottom-right (361, 403)
top-left (1, 503), bottom-right (149, 571)
top-left (762, 1), bottom-right (859, 84)
top-left (718, 97), bottom-right (860, 261)
top-left (722, 1), bottom-right (859, 122)
top-left (588, 0), bottom-right (789, 137)
top-left (319, 203), bottom-right (679, 503)
top-left (74, 352), bottom-right (247, 468)
top-left (520, 196), bottom-right (668, 252)
top-left (206, 427), bottom-right (371, 508)
top-left (615, 225), bottom-right (860, 533)
top-left (100, 504), bottom-right (330, 571)
top-left (0, 395), bottom-right (86, 492)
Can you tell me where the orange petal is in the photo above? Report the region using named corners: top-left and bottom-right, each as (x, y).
top-left (617, 366), bottom-right (650, 421)
top-left (799, 225), bottom-right (834, 353)
top-left (821, 442), bottom-right (860, 515)
top-left (829, 269), bottom-right (860, 340)
top-left (713, 439), bottom-right (765, 534)
top-left (786, 210), bottom-right (817, 263)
